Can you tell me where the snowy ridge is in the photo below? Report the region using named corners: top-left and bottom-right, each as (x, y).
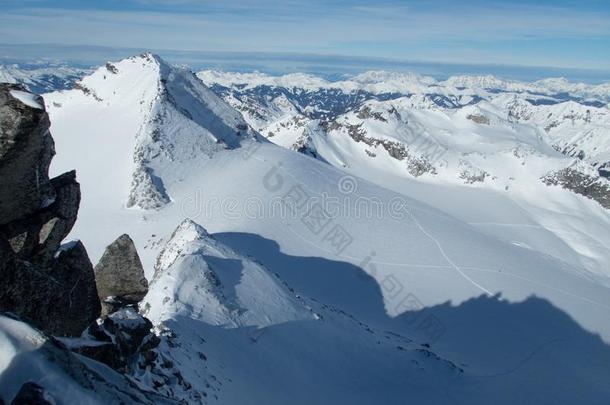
top-left (144, 219), bottom-right (313, 328)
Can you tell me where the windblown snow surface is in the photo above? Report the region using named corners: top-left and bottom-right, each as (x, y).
top-left (9, 53), bottom-right (609, 403)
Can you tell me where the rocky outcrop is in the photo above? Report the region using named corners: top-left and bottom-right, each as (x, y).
top-left (73, 307), bottom-right (197, 400)
top-left (126, 163), bottom-right (171, 210)
top-left (0, 84), bottom-right (101, 336)
top-left (0, 239), bottom-right (100, 336)
top-left (94, 234), bottom-right (149, 306)
top-left (599, 162), bottom-right (610, 179)
top-left (10, 382), bottom-right (54, 405)
top-left (77, 307), bottom-right (159, 372)
top-left (0, 84), bottom-right (54, 225)
top-left (543, 168), bottom-right (610, 209)
top-left (320, 119), bottom-right (437, 177)
top-left (0, 314), bottom-right (180, 404)
top-left (466, 114), bottom-right (490, 124)
top-left (1, 170), bottom-right (80, 261)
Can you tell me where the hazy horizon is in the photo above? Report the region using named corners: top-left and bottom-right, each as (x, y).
top-left (1, 43), bottom-right (609, 84)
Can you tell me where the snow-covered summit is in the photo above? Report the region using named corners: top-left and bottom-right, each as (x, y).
top-left (144, 218), bottom-right (313, 328)
top-left (46, 53), bottom-right (257, 210)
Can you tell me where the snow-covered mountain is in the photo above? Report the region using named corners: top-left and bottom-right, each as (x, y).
top-left (3, 54), bottom-right (610, 403)
top-left (46, 54), bottom-right (256, 210)
top-left (201, 69), bottom-right (610, 279)
top-left (199, 69), bottom-right (610, 174)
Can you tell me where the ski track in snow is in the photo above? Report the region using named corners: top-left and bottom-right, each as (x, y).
top-left (404, 209), bottom-right (494, 296)
top-left (257, 153), bottom-right (494, 297)
top-left (468, 221), bottom-right (610, 252)
top-left (463, 266), bottom-right (610, 310)
top-left (251, 153), bottom-right (610, 307)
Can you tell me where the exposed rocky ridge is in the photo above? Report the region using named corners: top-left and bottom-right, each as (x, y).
top-left (319, 118), bottom-right (437, 177)
top-left (0, 314), bottom-right (180, 404)
top-left (0, 83), bottom-right (188, 404)
top-left (77, 307), bottom-right (160, 372)
top-left (543, 168), bottom-right (610, 209)
top-left (0, 84), bottom-right (100, 336)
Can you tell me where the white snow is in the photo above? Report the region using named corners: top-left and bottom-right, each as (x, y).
top-left (0, 316), bottom-right (106, 404)
top-left (198, 69), bottom-right (610, 101)
top-left (10, 89), bottom-right (43, 109)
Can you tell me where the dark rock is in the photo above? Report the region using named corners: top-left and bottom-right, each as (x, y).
top-left (357, 105), bottom-right (387, 122)
top-left (51, 241), bottom-right (102, 335)
top-left (0, 84), bottom-right (55, 226)
top-left (10, 382), bottom-right (54, 405)
top-left (0, 240), bottom-right (101, 336)
top-left (0, 171), bottom-right (80, 262)
top-left (77, 307), bottom-right (159, 372)
top-left (94, 234), bottom-right (148, 304)
top-left (105, 62), bottom-right (119, 74)
top-left (599, 162), bottom-right (610, 179)
top-left (1, 318), bottom-right (180, 404)
top-left (35, 171), bottom-right (81, 261)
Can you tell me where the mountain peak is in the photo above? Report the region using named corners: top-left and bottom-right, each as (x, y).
top-left (46, 54), bottom-right (257, 210)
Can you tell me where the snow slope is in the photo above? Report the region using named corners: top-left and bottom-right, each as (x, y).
top-left (202, 70), bottom-right (610, 280)
top-left (43, 54), bottom-right (610, 403)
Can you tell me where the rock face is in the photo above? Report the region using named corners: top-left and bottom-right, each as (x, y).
top-left (94, 234), bottom-right (149, 304)
top-left (1, 170), bottom-right (80, 261)
top-left (0, 84), bottom-right (54, 226)
top-left (0, 84), bottom-right (101, 336)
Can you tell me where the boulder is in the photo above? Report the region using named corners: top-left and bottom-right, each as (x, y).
top-left (94, 234), bottom-right (149, 304)
top-left (0, 84), bottom-right (55, 226)
top-left (50, 241), bottom-right (102, 335)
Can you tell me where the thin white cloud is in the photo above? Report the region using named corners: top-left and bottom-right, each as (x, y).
top-left (0, 3), bottom-right (608, 69)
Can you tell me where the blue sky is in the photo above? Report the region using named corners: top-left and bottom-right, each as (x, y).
top-left (1, 0), bottom-right (609, 78)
